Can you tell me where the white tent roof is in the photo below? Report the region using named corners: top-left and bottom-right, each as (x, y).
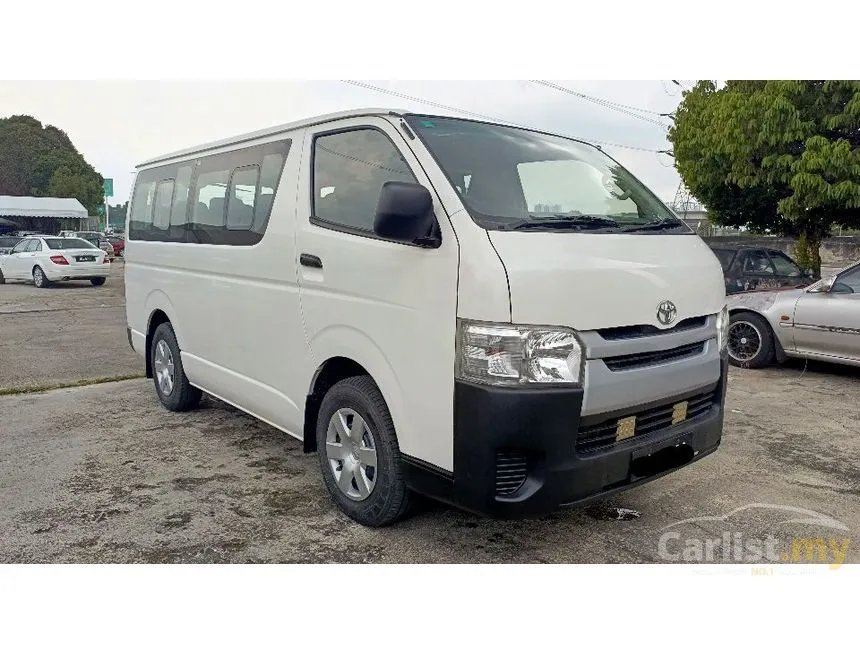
top-left (0, 196), bottom-right (88, 219)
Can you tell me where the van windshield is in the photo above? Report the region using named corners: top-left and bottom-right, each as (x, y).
top-left (406, 115), bottom-right (689, 234)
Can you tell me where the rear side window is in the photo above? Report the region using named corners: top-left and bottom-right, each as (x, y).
top-left (192, 168), bottom-right (230, 242)
top-left (227, 166), bottom-right (259, 230)
top-left (153, 180), bottom-right (175, 231)
top-left (128, 140), bottom-right (289, 245)
top-left (129, 175), bottom-right (157, 237)
top-left (169, 165), bottom-right (193, 240)
top-left (312, 128), bottom-right (416, 234)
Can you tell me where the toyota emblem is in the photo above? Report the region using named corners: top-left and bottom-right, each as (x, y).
top-left (656, 301), bottom-right (678, 325)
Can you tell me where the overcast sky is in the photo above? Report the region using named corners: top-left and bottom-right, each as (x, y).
top-left (0, 80), bottom-right (688, 206)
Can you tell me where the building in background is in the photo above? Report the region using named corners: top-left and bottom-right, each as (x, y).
top-left (0, 196), bottom-right (89, 235)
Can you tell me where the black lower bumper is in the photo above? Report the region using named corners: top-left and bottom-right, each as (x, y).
top-left (403, 355), bottom-right (728, 519)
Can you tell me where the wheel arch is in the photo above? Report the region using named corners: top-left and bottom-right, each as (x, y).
top-left (302, 353), bottom-right (400, 455)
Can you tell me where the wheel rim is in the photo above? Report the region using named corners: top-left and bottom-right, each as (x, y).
top-left (325, 408), bottom-right (378, 501)
top-left (153, 339), bottom-right (175, 396)
top-left (728, 320), bottom-right (762, 362)
top-left (34, 268), bottom-right (43, 286)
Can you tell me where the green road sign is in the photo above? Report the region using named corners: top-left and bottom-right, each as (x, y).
top-left (103, 178), bottom-right (114, 198)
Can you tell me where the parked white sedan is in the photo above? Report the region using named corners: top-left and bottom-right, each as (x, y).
top-left (0, 236), bottom-right (111, 288)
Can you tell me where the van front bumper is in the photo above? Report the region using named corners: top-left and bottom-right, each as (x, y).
top-left (403, 355), bottom-right (728, 519)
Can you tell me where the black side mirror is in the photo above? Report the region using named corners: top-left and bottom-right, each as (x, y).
top-left (373, 182), bottom-right (439, 248)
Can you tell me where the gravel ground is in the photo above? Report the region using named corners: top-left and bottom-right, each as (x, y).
top-left (0, 260), bottom-right (141, 392)
top-left (0, 261), bottom-right (858, 564)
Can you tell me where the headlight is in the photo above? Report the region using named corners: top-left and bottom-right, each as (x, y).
top-left (456, 319), bottom-right (584, 386)
top-left (716, 304), bottom-right (729, 351)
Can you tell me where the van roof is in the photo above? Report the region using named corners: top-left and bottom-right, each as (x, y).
top-left (137, 107), bottom-right (413, 169)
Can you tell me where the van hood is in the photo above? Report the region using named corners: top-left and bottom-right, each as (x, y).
top-left (488, 231), bottom-right (726, 331)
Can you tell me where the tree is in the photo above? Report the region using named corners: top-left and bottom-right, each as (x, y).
top-left (0, 115), bottom-right (104, 214)
top-left (668, 81), bottom-right (860, 272)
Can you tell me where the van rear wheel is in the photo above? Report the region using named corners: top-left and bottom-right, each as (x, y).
top-left (317, 375), bottom-right (413, 527)
top-left (150, 322), bottom-right (202, 412)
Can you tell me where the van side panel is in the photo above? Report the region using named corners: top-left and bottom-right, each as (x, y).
top-left (125, 134), bottom-right (314, 436)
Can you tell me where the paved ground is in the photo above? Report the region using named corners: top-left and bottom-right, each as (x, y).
top-left (0, 260), bottom-right (141, 392)
top-left (1, 262), bottom-right (858, 564)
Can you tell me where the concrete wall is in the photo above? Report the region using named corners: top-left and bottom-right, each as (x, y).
top-left (704, 235), bottom-right (860, 267)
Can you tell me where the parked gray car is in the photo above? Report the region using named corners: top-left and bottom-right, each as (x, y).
top-left (725, 260), bottom-right (860, 368)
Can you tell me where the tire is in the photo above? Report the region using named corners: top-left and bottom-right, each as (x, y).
top-left (150, 322), bottom-right (202, 412)
top-left (727, 312), bottom-right (774, 369)
top-left (90, 277), bottom-right (106, 286)
top-left (0, 267), bottom-right (5, 285)
top-left (317, 375), bottom-right (413, 527)
top-left (33, 266), bottom-right (50, 288)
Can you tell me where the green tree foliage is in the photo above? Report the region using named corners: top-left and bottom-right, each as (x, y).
top-left (0, 115), bottom-right (104, 214)
top-left (669, 81), bottom-right (860, 272)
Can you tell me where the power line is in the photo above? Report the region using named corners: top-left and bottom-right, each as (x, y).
top-left (529, 80), bottom-right (671, 128)
top-left (339, 80), bottom-right (673, 156)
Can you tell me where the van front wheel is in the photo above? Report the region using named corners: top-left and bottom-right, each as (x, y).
top-left (317, 376), bottom-right (413, 527)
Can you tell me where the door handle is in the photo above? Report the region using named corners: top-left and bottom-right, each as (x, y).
top-left (300, 253), bottom-right (323, 269)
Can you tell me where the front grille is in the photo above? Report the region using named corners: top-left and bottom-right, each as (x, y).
top-left (576, 389), bottom-right (717, 454)
top-left (602, 341), bottom-right (706, 372)
top-left (597, 315), bottom-right (708, 341)
top-left (495, 451), bottom-right (528, 497)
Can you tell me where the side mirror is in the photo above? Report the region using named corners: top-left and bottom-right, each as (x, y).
top-left (373, 182), bottom-right (439, 248)
top-left (811, 275), bottom-right (836, 293)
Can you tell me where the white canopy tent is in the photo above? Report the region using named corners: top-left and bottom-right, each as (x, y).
top-left (0, 196), bottom-right (89, 234)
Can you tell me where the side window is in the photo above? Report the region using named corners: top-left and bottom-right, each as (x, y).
top-left (834, 265), bottom-right (860, 294)
top-left (153, 180), bottom-right (175, 231)
top-left (192, 167), bottom-right (230, 242)
top-left (227, 166), bottom-right (259, 230)
top-left (129, 172), bottom-right (157, 239)
top-left (255, 152), bottom-right (285, 234)
top-left (12, 239), bottom-right (30, 253)
top-left (170, 165), bottom-right (193, 239)
top-left (768, 251), bottom-right (801, 277)
top-left (742, 250), bottom-right (774, 275)
top-left (30, 239), bottom-right (43, 252)
top-left (312, 128), bottom-right (416, 233)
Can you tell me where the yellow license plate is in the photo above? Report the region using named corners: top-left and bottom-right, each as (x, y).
top-left (616, 416), bottom-right (636, 442)
top-left (672, 401), bottom-right (688, 425)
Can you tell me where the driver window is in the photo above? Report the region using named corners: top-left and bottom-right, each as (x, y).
top-left (11, 240), bottom-right (29, 253)
top-left (833, 266), bottom-right (860, 293)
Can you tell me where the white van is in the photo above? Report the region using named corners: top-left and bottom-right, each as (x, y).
top-left (125, 108), bottom-right (729, 526)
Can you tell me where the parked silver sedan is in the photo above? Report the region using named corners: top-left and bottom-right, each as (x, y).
top-left (725, 259), bottom-right (860, 369)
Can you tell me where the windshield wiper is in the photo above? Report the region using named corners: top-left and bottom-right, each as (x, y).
top-left (621, 218), bottom-right (685, 233)
top-left (506, 215), bottom-right (620, 231)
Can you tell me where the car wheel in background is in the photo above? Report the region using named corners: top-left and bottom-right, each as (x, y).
top-left (727, 312), bottom-right (774, 369)
top-left (33, 266), bottom-right (50, 288)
